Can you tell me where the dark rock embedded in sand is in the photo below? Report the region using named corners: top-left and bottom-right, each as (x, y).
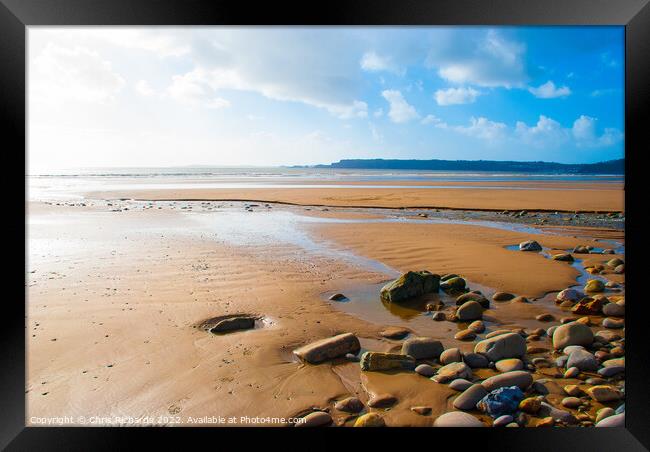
top-left (329, 293), bottom-right (347, 301)
top-left (360, 351), bottom-right (416, 372)
top-left (456, 292), bottom-right (490, 308)
top-left (440, 276), bottom-right (467, 291)
top-left (571, 297), bottom-right (604, 315)
top-left (380, 270), bottom-right (440, 302)
top-left (474, 333), bottom-right (527, 361)
top-left (293, 333), bottom-right (361, 364)
top-left (456, 300), bottom-right (483, 321)
top-left (552, 253), bottom-right (574, 262)
top-left (401, 337), bottom-right (444, 360)
top-left (463, 353), bottom-right (489, 368)
top-left (477, 386), bottom-right (524, 418)
top-left (492, 292), bottom-right (515, 302)
top-left (209, 316), bottom-right (256, 333)
top-left (519, 240), bottom-right (542, 251)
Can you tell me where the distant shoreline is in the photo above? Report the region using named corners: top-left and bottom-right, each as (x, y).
top-left (298, 158), bottom-right (624, 174)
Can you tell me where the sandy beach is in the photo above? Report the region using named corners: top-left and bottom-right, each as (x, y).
top-left (26, 176), bottom-right (625, 427)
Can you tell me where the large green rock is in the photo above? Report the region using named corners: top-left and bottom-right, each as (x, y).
top-left (380, 271), bottom-right (440, 302)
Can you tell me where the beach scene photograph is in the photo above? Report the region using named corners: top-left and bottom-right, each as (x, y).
top-left (27, 26), bottom-right (625, 427)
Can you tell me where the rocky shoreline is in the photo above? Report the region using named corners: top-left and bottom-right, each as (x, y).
top-left (283, 250), bottom-right (625, 428)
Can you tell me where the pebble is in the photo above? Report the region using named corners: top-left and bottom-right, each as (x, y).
top-left (440, 347), bottom-right (463, 365)
top-left (454, 329), bottom-right (476, 341)
top-left (564, 367), bottom-right (580, 378)
top-left (353, 413), bottom-right (385, 427)
top-left (380, 326), bottom-right (410, 339)
top-left (463, 353), bottom-right (489, 369)
top-left (329, 293), bottom-right (347, 301)
top-left (401, 337), bottom-right (444, 360)
top-left (493, 415), bottom-right (513, 427)
top-left (595, 412), bottom-right (625, 427)
top-left (511, 296), bottom-right (529, 303)
top-left (456, 300), bottom-right (483, 321)
top-left (495, 358), bottom-right (524, 372)
top-left (585, 377), bottom-right (607, 385)
top-left (334, 397), bottom-right (364, 413)
top-left (595, 330), bottom-right (621, 342)
top-left (449, 378), bottom-right (473, 391)
top-left (519, 397), bottom-right (542, 414)
top-left (431, 312), bottom-right (446, 321)
top-left (537, 417), bottom-right (555, 427)
top-left (552, 323), bottom-right (594, 349)
top-left (367, 393), bottom-right (397, 408)
top-left (432, 362), bottom-right (472, 383)
top-left (453, 384), bottom-right (488, 410)
top-left (535, 313), bottom-right (555, 322)
top-left (584, 279), bottom-right (605, 293)
top-left (468, 320), bottom-right (485, 333)
top-left (586, 385), bottom-right (623, 402)
top-left (474, 333), bottom-right (527, 361)
top-left (561, 397), bottom-right (582, 408)
top-left (602, 317), bottom-right (624, 329)
top-left (602, 303), bottom-right (625, 317)
top-left (481, 371), bottom-right (533, 392)
top-left (564, 385), bottom-right (583, 396)
top-left (296, 411), bottom-right (332, 427)
top-left (566, 349), bottom-right (599, 371)
top-left (433, 411), bottom-right (484, 427)
top-left (492, 292), bottom-right (515, 302)
top-left (556, 288), bottom-right (583, 303)
top-left (519, 240), bottom-right (542, 251)
top-left (563, 345), bottom-right (585, 355)
top-left (595, 407), bottom-right (615, 423)
top-left (598, 366), bottom-right (625, 377)
top-left (410, 406), bottom-right (431, 416)
top-left (415, 364), bottom-right (436, 377)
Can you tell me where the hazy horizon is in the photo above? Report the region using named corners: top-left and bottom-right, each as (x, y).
top-left (28, 27), bottom-right (624, 173)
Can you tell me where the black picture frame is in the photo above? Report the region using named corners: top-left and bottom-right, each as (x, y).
top-left (3, 0), bottom-right (648, 449)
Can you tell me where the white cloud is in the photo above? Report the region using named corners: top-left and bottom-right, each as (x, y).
top-left (515, 115), bottom-right (569, 147)
top-left (360, 51), bottom-right (404, 75)
top-left (31, 43), bottom-right (125, 104)
top-left (528, 80), bottom-right (571, 98)
top-left (135, 80), bottom-right (155, 97)
top-left (166, 69), bottom-right (231, 109)
top-left (434, 87), bottom-right (481, 106)
top-left (381, 89), bottom-right (419, 123)
top-left (420, 114), bottom-right (446, 128)
top-left (454, 116), bottom-right (507, 141)
top-left (572, 115), bottom-right (623, 147)
top-left (373, 108), bottom-right (384, 118)
top-left (428, 29), bottom-right (528, 88)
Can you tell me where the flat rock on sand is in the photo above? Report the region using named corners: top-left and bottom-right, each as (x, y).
top-left (434, 411), bottom-right (484, 427)
top-left (296, 411), bottom-right (332, 427)
top-left (453, 384), bottom-right (488, 410)
top-left (360, 352), bottom-right (416, 372)
top-left (401, 337), bottom-right (444, 360)
top-left (481, 371), bottom-right (533, 392)
top-left (380, 326), bottom-right (411, 339)
top-left (474, 333), bottom-right (526, 361)
top-left (495, 358), bottom-right (524, 372)
top-left (433, 362), bottom-right (472, 383)
top-left (293, 333), bottom-right (361, 364)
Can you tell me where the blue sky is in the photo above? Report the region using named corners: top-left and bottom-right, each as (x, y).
top-left (28, 27), bottom-right (624, 171)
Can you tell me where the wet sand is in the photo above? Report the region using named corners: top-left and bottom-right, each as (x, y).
top-left (27, 180), bottom-right (625, 427)
top-left (96, 179), bottom-right (624, 213)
